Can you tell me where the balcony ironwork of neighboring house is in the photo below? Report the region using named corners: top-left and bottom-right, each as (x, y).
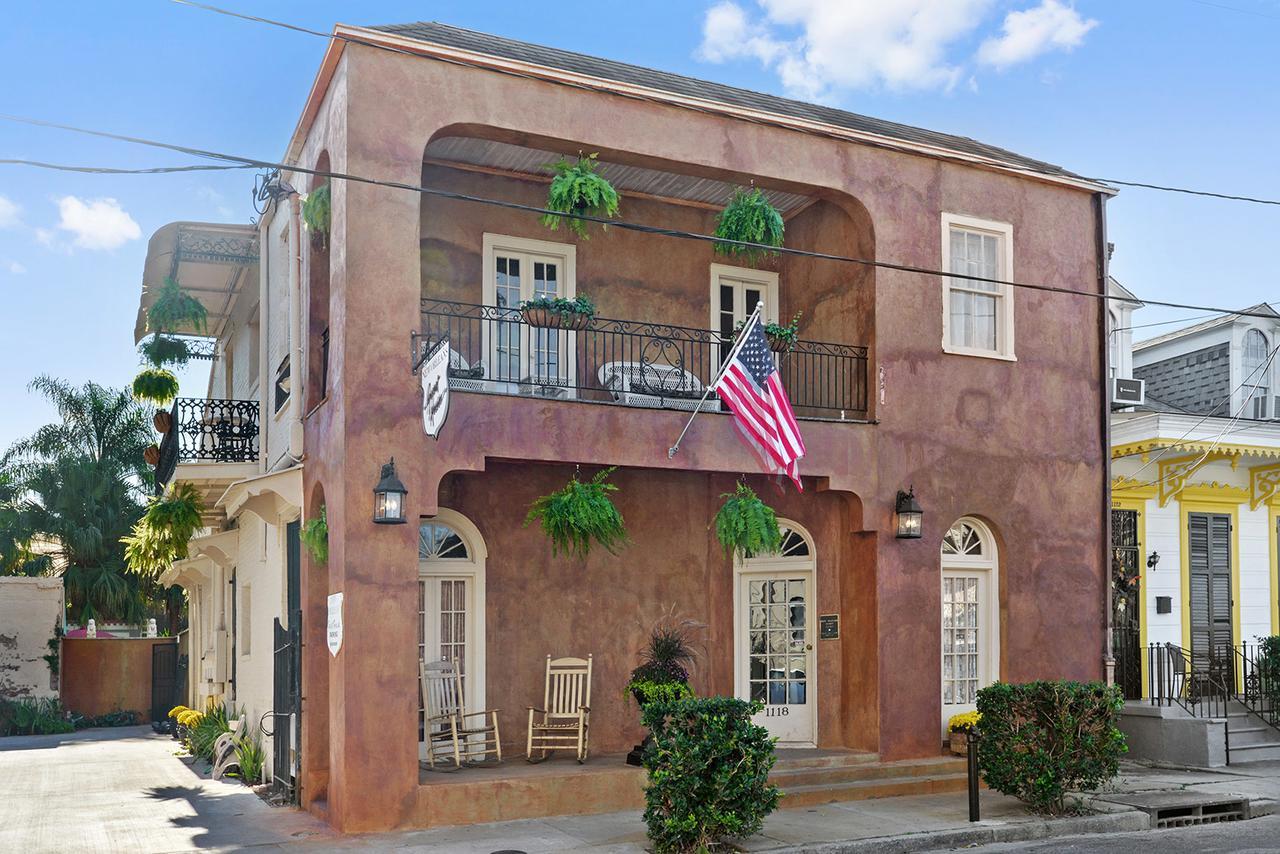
top-left (155, 398), bottom-right (261, 492)
top-left (416, 299), bottom-right (869, 421)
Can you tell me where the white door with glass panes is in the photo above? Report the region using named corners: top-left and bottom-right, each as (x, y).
top-left (711, 264), bottom-right (779, 368)
top-left (482, 233), bottom-right (577, 392)
top-left (735, 523), bottom-right (816, 746)
top-left (940, 519), bottom-right (999, 736)
top-left (418, 514), bottom-right (487, 760)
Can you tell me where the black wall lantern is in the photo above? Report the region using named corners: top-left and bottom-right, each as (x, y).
top-left (372, 457), bottom-right (407, 524)
top-left (1147, 551), bottom-right (1160, 571)
top-left (894, 487), bottom-right (923, 539)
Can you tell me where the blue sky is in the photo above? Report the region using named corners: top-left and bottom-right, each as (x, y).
top-left (0, 0), bottom-right (1276, 448)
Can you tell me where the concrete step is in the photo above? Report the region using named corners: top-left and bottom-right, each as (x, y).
top-left (772, 750), bottom-right (879, 770)
top-left (779, 771), bottom-right (970, 809)
top-left (770, 757), bottom-right (966, 789)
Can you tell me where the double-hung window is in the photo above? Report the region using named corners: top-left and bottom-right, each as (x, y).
top-left (1243, 328), bottom-right (1270, 418)
top-left (942, 213), bottom-right (1014, 360)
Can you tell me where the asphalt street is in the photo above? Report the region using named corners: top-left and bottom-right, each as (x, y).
top-left (942, 813), bottom-right (1280, 853)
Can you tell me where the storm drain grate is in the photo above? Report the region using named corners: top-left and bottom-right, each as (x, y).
top-left (1152, 799), bottom-right (1249, 828)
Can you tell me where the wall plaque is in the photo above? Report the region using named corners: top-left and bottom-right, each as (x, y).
top-left (819, 613), bottom-right (839, 640)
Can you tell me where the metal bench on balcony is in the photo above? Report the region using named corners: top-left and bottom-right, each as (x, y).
top-left (155, 398), bottom-right (260, 492)
top-left (416, 299), bottom-right (868, 421)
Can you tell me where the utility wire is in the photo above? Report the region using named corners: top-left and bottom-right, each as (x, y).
top-left (0, 158), bottom-right (251, 174)
top-left (3, 109), bottom-right (1279, 323)
top-left (168, 0), bottom-right (1280, 208)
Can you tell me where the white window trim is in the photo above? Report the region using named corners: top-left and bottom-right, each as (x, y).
top-left (481, 233), bottom-right (577, 306)
top-left (940, 517), bottom-right (1000, 735)
top-left (941, 213), bottom-right (1016, 362)
top-left (709, 263), bottom-right (780, 332)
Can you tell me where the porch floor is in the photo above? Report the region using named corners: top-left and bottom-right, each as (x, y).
top-left (412, 748), bottom-right (966, 829)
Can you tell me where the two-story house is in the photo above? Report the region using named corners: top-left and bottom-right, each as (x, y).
top-left (1111, 302), bottom-right (1280, 721)
top-left (136, 21), bottom-right (1114, 833)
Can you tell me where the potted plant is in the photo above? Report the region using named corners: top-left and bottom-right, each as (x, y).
top-left (713, 186), bottom-right (785, 265)
top-left (541, 153), bottom-right (620, 239)
top-left (735, 310), bottom-right (803, 353)
top-left (714, 482), bottom-right (782, 557)
top-left (140, 334), bottom-right (192, 369)
top-left (624, 609), bottom-right (703, 766)
top-left (131, 368), bottom-right (180, 407)
top-left (146, 277), bottom-right (207, 336)
top-left (519, 294), bottom-right (596, 330)
top-left (302, 182), bottom-right (331, 249)
top-left (947, 710), bottom-right (980, 755)
top-left (300, 506), bottom-right (328, 565)
top-left (525, 466), bottom-right (627, 559)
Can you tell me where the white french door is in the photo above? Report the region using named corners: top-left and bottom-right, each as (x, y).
top-left (939, 519), bottom-right (999, 735)
top-left (711, 264), bottom-right (779, 368)
top-left (482, 233), bottom-right (577, 391)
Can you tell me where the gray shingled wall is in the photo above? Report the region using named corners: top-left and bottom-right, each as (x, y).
top-left (1134, 343), bottom-right (1230, 414)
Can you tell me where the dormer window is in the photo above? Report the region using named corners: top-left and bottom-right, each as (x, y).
top-left (1243, 328), bottom-right (1270, 418)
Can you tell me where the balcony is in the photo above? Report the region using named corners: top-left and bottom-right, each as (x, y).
top-left (416, 300), bottom-right (868, 421)
top-left (155, 398), bottom-right (261, 497)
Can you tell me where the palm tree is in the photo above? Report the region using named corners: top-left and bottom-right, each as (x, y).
top-left (0, 377), bottom-right (164, 625)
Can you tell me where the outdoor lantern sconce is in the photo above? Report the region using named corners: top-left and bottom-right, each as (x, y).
top-left (894, 487), bottom-right (923, 539)
top-left (372, 457), bottom-right (407, 524)
top-left (1147, 551), bottom-right (1160, 571)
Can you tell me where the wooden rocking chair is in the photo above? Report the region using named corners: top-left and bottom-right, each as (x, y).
top-left (420, 658), bottom-right (502, 770)
top-left (526, 654), bottom-right (592, 763)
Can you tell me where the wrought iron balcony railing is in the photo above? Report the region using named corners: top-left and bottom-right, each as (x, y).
top-left (416, 299), bottom-right (868, 420)
top-left (155, 398), bottom-right (260, 491)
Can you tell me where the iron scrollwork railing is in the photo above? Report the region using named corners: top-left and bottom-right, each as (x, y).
top-left (1236, 643), bottom-right (1280, 729)
top-left (1148, 642), bottom-right (1236, 761)
top-left (416, 299), bottom-right (869, 419)
top-left (155, 398), bottom-right (260, 491)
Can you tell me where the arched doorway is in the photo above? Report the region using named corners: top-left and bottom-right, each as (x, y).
top-left (734, 521), bottom-right (817, 746)
top-left (940, 517), bottom-right (1000, 734)
top-left (418, 509), bottom-right (487, 759)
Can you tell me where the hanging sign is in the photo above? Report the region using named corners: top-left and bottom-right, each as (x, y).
top-left (327, 592), bottom-right (344, 657)
top-left (421, 337), bottom-right (451, 439)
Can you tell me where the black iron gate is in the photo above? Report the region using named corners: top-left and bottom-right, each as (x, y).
top-left (150, 640), bottom-right (179, 722)
top-left (1112, 508), bottom-right (1142, 700)
top-left (269, 520), bottom-right (303, 803)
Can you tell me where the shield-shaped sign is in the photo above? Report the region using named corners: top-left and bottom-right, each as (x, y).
top-left (326, 592), bottom-right (343, 657)
top-left (421, 338), bottom-right (451, 439)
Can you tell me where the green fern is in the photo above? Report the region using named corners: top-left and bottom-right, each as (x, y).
top-left (146, 276), bottom-right (208, 335)
top-left (300, 506), bottom-right (328, 565)
top-left (714, 482), bottom-right (781, 557)
top-left (541, 153), bottom-right (620, 239)
top-left (122, 483), bottom-right (204, 577)
top-left (139, 335), bottom-right (191, 368)
top-left (714, 187), bottom-right (785, 264)
top-left (525, 467), bottom-right (627, 559)
top-left (302, 183), bottom-right (331, 237)
top-left (131, 368), bottom-right (180, 406)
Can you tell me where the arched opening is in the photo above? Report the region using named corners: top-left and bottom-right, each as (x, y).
top-left (306, 152), bottom-right (332, 410)
top-left (735, 519), bottom-right (818, 746)
top-left (301, 481), bottom-right (330, 801)
top-left (417, 509), bottom-right (487, 760)
top-left (940, 516), bottom-right (1000, 734)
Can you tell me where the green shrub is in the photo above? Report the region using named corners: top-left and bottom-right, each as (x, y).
top-left (0, 698), bottom-right (74, 736)
top-left (641, 696), bottom-right (780, 853)
top-left (977, 681), bottom-right (1126, 814)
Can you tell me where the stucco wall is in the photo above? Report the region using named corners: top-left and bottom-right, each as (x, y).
top-left (61, 638), bottom-right (175, 718)
top-left (0, 577), bottom-right (62, 700)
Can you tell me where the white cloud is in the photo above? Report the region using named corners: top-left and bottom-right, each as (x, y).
top-left (0, 195), bottom-right (20, 229)
top-left (696, 0), bottom-right (1098, 96)
top-left (4, 260), bottom-right (26, 275)
top-left (34, 228), bottom-right (54, 247)
top-left (54, 196), bottom-right (141, 250)
top-left (977, 1), bottom-right (1097, 69)
top-left (196, 186), bottom-right (234, 219)
top-left (697, 0), bottom-right (995, 97)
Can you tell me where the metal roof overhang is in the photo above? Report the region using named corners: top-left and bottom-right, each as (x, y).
top-left (134, 222), bottom-right (260, 343)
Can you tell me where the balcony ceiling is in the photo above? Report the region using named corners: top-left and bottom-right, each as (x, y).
top-left (424, 136), bottom-right (813, 214)
top-left (133, 222), bottom-right (260, 343)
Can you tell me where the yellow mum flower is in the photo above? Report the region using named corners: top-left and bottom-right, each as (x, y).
top-left (948, 711), bottom-right (981, 732)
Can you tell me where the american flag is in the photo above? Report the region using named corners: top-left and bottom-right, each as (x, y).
top-left (713, 311), bottom-right (806, 490)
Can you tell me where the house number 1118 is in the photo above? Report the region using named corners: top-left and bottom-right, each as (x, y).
top-left (764, 707), bottom-right (790, 717)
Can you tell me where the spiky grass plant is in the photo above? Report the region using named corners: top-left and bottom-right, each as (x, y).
top-left (541, 153), bottom-right (620, 239)
top-left (714, 481), bottom-right (781, 557)
top-left (713, 187), bottom-right (785, 264)
top-left (525, 467), bottom-right (627, 559)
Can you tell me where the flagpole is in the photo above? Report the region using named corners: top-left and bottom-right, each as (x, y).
top-left (668, 300), bottom-right (765, 459)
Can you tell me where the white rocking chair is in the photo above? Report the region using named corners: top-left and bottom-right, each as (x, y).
top-left (526, 654), bottom-right (593, 763)
top-left (420, 658), bottom-right (502, 770)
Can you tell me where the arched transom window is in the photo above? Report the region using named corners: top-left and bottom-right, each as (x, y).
top-left (419, 522), bottom-right (469, 560)
top-left (942, 521), bottom-right (986, 557)
top-left (745, 524), bottom-right (812, 560)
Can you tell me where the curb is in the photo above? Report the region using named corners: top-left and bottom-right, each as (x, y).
top-left (765, 808), bottom-right (1149, 853)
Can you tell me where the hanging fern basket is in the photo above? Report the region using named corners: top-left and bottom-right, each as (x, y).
top-left (146, 277), bottom-right (208, 336)
top-left (541, 153), bottom-right (620, 240)
top-left (300, 507), bottom-right (329, 566)
top-left (302, 183), bottom-right (332, 249)
top-left (525, 467), bottom-right (628, 560)
top-left (132, 368), bottom-right (180, 407)
top-left (714, 187), bottom-right (785, 266)
top-left (714, 482), bottom-right (782, 557)
top-left (519, 295), bottom-right (596, 330)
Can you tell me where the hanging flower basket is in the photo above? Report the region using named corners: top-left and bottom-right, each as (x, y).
top-left (153, 410), bottom-right (173, 434)
top-left (519, 295), bottom-right (596, 331)
top-left (143, 445), bottom-right (161, 467)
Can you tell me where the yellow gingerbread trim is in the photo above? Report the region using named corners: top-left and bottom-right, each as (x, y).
top-left (1112, 476), bottom-right (1158, 501)
top-left (1113, 438), bottom-right (1280, 463)
top-left (1250, 462), bottom-right (1280, 511)
top-left (1156, 453), bottom-right (1235, 508)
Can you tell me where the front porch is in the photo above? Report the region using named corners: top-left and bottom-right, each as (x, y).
top-left (410, 749), bottom-right (966, 828)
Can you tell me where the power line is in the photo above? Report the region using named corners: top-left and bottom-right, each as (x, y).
top-left (0, 159), bottom-right (250, 175)
top-left (1185, 0), bottom-right (1280, 21)
top-left (168, 0), bottom-right (1280, 208)
top-left (3, 110), bottom-right (1280, 324)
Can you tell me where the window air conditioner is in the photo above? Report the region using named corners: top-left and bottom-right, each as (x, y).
top-left (1111, 377), bottom-right (1145, 408)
